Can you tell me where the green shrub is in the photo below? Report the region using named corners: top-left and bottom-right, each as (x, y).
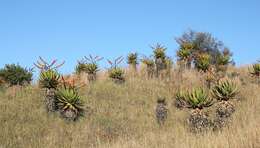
top-left (0, 64), bottom-right (33, 86)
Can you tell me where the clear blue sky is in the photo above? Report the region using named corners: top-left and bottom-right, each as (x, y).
top-left (0, 0), bottom-right (259, 74)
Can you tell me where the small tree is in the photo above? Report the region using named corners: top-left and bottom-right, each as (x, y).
top-left (0, 64), bottom-right (33, 86)
top-left (176, 30), bottom-right (233, 69)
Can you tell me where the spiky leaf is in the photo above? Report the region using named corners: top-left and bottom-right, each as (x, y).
top-left (39, 70), bottom-right (60, 89)
top-left (212, 79), bottom-right (238, 101)
top-left (56, 87), bottom-right (83, 117)
top-left (186, 88), bottom-right (213, 109)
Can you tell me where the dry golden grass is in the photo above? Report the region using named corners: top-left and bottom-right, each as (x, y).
top-left (0, 66), bottom-right (259, 148)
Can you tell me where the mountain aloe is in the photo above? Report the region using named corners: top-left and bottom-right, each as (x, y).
top-left (212, 80), bottom-right (238, 101)
top-left (186, 88), bottom-right (213, 109)
top-left (155, 97), bottom-right (168, 125)
top-left (107, 56), bottom-right (125, 83)
top-left (39, 70), bottom-right (60, 89)
top-left (152, 44), bottom-right (167, 77)
top-left (177, 42), bottom-right (193, 69)
top-left (185, 88), bottom-right (213, 132)
top-left (127, 52), bottom-right (138, 71)
top-left (76, 55), bottom-right (103, 82)
top-left (212, 79), bottom-right (238, 129)
top-left (142, 57), bottom-right (155, 79)
top-left (216, 49), bottom-right (232, 72)
top-left (249, 62), bottom-right (260, 85)
top-left (194, 53), bottom-right (211, 72)
top-left (56, 87), bottom-right (84, 121)
top-left (174, 90), bottom-right (187, 109)
top-left (39, 70), bottom-right (60, 112)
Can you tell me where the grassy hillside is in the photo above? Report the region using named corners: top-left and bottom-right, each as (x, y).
top-left (0, 67), bottom-right (259, 148)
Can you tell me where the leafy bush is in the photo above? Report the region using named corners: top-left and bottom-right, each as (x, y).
top-left (0, 64), bottom-right (33, 86)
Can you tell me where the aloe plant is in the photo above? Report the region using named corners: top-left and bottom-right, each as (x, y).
top-left (177, 42), bottom-right (193, 69)
top-left (152, 43), bottom-right (167, 77)
top-left (39, 70), bottom-right (60, 112)
top-left (186, 88), bottom-right (213, 109)
top-left (249, 62), bottom-right (260, 85)
top-left (212, 79), bottom-right (238, 129)
top-left (107, 56), bottom-right (125, 83)
top-left (155, 97), bottom-right (168, 125)
top-left (56, 87), bottom-right (84, 121)
top-left (194, 53), bottom-right (211, 72)
top-left (185, 88), bottom-right (213, 132)
top-left (142, 57), bottom-right (155, 78)
top-left (212, 79), bottom-right (238, 101)
top-left (34, 57), bottom-right (64, 112)
top-left (250, 63), bottom-right (260, 76)
top-left (204, 67), bottom-right (216, 89)
top-left (39, 70), bottom-right (60, 89)
top-left (76, 55), bottom-right (103, 82)
top-left (75, 62), bottom-right (88, 74)
top-left (165, 57), bottom-right (173, 78)
top-left (127, 52), bottom-right (138, 71)
top-left (174, 90), bottom-right (187, 109)
top-left (216, 48), bottom-right (232, 72)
